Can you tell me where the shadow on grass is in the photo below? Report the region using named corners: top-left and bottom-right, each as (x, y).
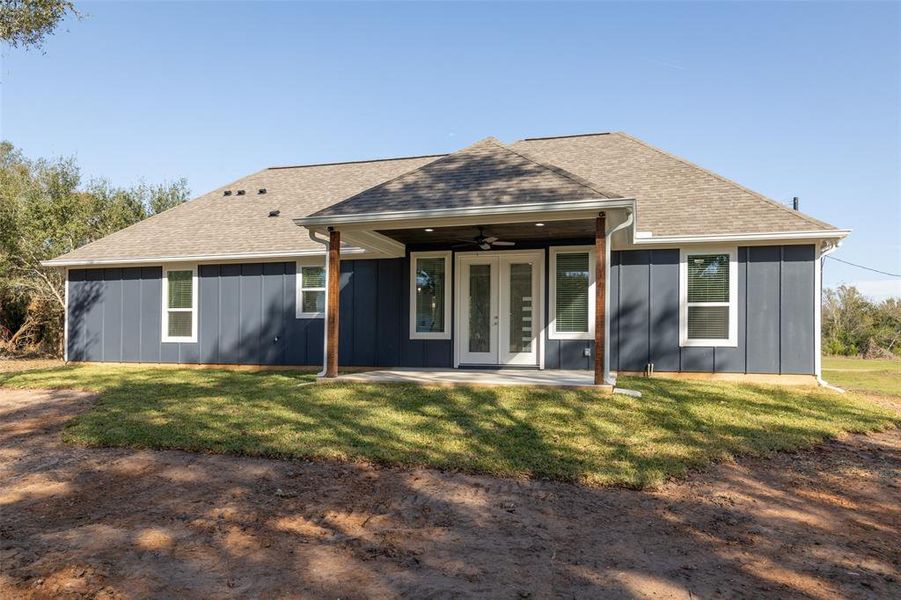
top-left (1, 375), bottom-right (899, 597)
top-left (1, 365), bottom-right (896, 488)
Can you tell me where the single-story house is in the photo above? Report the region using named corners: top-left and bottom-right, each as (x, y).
top-left (44, 132), bottom-right (849, 386)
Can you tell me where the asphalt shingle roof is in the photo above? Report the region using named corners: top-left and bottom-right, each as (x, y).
top-left (309, 137), bottom-right (620, 218)
top-left (48, 132), bottom-right (839, 264)
top-left (51, 155), bottom-right (442, 263)
top-left (514, 132), bottom-right (835, 236)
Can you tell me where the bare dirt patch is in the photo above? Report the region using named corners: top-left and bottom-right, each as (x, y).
top-left (1, 389), bottom-right (898, 599)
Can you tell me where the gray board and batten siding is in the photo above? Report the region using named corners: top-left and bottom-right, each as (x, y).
top-left (66, 244), bottom-right (816, 374)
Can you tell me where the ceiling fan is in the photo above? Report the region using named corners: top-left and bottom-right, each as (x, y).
top-left (452, 227), bottom-right (516, 250)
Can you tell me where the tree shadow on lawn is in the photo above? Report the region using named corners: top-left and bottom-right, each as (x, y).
top-left (7, 365), bottom-right (893, 489)
top-left (1, 387), bottom-right (898, 598)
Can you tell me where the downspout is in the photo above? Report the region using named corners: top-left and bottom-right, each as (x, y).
top-left (603, 209), bottom-right (634, 386)
top-left (816, 239), bottom-right (844, 391)
top-left (308, 230), bottom-right (331, 377)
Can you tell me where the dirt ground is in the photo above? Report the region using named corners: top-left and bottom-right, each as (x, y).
top-left (1, 389), bottom-right (898, 599)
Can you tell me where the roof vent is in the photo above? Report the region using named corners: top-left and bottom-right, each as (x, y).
top-left (258, 188), bottom-right (267, 195)
top-left (236, 189), bottom-right (246, 196)
top-left (268, 209), bottom-right (280, 217)
top-left (792, 196), bottom-right (799, 211)
top-left (223, 190), bottom-right (232, 196)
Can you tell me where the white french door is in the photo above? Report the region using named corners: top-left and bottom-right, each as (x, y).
top-left (456, 250), bottom-right (543, 367)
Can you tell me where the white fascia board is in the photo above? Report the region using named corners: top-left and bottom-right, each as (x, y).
top-left (631, 229), bottom-right (851, 245)
top-left (294, 197), bottom-right (636, 229)
top-left (340, 230), bottom-right (406, 258)
top-left (40, 248), bottom-right (367, 268)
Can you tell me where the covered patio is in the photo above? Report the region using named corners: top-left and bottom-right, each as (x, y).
top-left (294, 137), bottom-right (637, 387)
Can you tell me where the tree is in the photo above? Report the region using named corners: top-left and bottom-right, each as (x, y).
top-left (0, 141), bottom-right (190, 355)
top-left (0, 0), bottom-right (79, 50)
top-left (822, 284), bottom-right (901, 357)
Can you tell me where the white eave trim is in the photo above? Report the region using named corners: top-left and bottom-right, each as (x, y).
top-left (295, 197), bottom-right (636, 228)
top-left (631, 229), bottom-right (851, 245)
top-left (40, 247), bottom-right (369, 268)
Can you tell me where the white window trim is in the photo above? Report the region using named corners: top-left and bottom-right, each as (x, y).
top-left (296, 258), bottom-right (326, 319)
top-left (548, 246), bottom-right (596, 341)
top-left (679, 247), bottom-right (738, 347)
top-left (409, 250), bottom-right (452, 340)
top-left (161, 264), bottom-right (198, 343)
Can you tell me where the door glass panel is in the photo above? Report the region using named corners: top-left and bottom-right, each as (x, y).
top-left (468, 264), bottom-right (491, 353)
top-left (508, 262), bottom-right (533, 353)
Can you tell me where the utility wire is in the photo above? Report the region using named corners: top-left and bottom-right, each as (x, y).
top-left (825, 255), bottom-right (901, 278)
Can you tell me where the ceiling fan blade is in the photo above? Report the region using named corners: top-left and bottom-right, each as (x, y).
top-left (483, 236), bottom-right (498, 244)
top-left (492, 241), bottom-right (516, 246)
top-left (479, 243), bottom-right (492, 250)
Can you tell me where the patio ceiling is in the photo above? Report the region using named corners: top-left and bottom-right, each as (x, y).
top-left (375, 218), bottom-right (596, 246)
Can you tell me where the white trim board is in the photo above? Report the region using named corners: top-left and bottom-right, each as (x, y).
top-left (453, 249), bottom-right (545, 369)
top-left (678, 247), bottom-right (738, 348)
top-left (296, 257), bottom-right (326, 319)
top-left (161, 264), bottom-right (199, 343)
top-left (548, 245), bottom-right (596, 341)
top-left (409, 251), bottom-right (453, 340)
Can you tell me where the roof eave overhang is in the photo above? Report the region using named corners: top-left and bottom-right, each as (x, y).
top-left (40, 247), bottom-right (374, 268)
top-left (631, 229), bottom-right (851, 246)
top-left (294, 197), bottom-right (636, 231)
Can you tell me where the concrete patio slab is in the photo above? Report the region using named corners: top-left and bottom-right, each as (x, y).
top-left (323, 368), bottom-right (613, 391)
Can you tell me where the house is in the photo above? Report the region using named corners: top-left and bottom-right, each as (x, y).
top-left (44, 133), bottom-right (849, 386)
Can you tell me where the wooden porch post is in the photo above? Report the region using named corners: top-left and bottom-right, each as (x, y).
top-left (326, 229), bottom-right (341, 378)
top-left (595, 214), bottom-right (607, 386)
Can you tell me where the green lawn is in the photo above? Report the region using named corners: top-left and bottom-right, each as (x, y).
top-left (1, 363), bottom-right (897, 488)
top-left (823, 356), bottom-right (901, 397)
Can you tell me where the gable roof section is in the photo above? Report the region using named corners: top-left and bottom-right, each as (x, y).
top-left (307, 137), bottom-right (621, 218)
top-left (514, 132), bottom-right (836, 237)
top-left (48, 154), bottom-right (443, 264)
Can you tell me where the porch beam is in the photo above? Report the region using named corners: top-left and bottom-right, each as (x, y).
top-left (326, 229), bottom-right (341, 378)
top-left (595, 214), bottom-right (606, 386)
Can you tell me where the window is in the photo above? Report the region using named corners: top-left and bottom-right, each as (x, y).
top-left (409, 251), bottom-right (451, 339)
top-left (296, 259), bottom-right (326, 318)
top-left (162, 265), bottom-right (197, 342)
top-left (549, 246), bottom-right (596, 340)
top-left (680, 248), bottom-right (738, 347)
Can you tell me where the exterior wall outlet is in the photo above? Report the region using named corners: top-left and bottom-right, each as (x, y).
top-left (583, 347), bottom-right (591, 357)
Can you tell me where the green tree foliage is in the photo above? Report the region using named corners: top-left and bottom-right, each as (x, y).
top-left (0, 0), bottom-right (79, 50)
top-left (822, 284), bottom-right (901, 357)
top-left (0, 141), bottom-right (189, 355)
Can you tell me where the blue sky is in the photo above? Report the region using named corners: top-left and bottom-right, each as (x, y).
top-left (2, 1), bottom-right (899, 297)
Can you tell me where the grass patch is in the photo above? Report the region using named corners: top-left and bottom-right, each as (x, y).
top-left (1, 364), bottom-right (897, 488)
top-left (823, 356), bottom-right (901, 397)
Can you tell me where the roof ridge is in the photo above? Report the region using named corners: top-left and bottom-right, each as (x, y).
top-left (268, 153), bottom-right (447, 171)
top-left (610, 132), bottom-right (835, 230)
top-left (520, 132), bottom-right (611, 142)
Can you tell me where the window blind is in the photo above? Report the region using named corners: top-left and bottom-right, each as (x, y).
top-left (167, 270), bottom-right (193, 309)
top-left (687, 306), bottom-right (729, 339)
top-left (167, 312), bottom-right (193, 337)
top-left (685, 253), bottom-right (730, 341)
top-left (687, 255), bottom-right (729, 302)
top-left (555, 252), bottom-right (589, 333)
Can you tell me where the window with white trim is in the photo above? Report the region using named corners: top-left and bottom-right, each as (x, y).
top-left (549, 246), bottom-right (596, 340)
top-left (679, 248), bottom-right (738, 347)
top-left (410, 251), bottom-right (451, 340)
top-left (296, 259), bottom-right (326, 318)
top-left (162, 265), bottom-right (197, 342)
